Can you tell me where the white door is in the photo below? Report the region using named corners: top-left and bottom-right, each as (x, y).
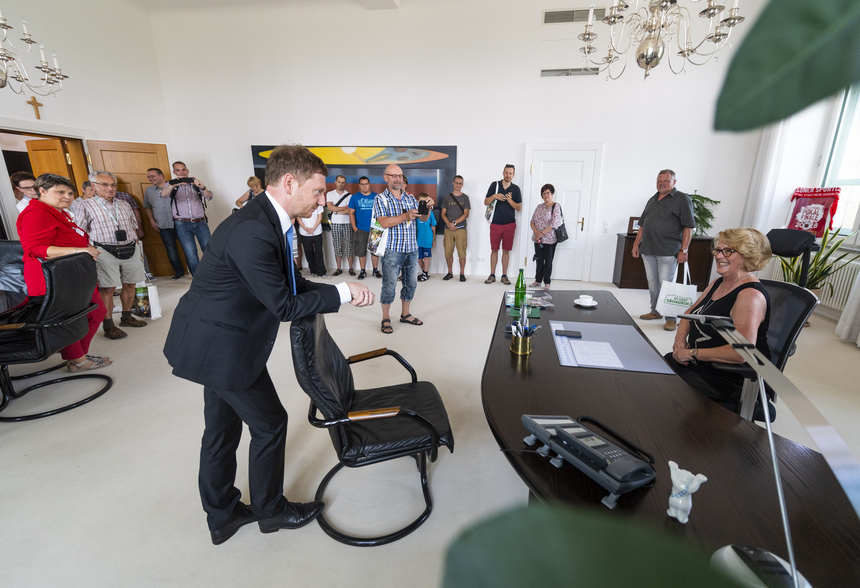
top-left (521, 143), bottom-right (602, 281)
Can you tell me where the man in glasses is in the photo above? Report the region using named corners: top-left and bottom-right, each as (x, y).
top-left (631, 169), bottom-right (696, 332)
top-left (75, 171), bottom-right (148, 339)
top-left (374, 164), bottom-right (428, 334)
top-left (10, 171), bottom-right (38, 214)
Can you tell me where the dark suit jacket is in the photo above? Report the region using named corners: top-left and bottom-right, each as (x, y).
top-left (163, 194), bottom-right (341, 390)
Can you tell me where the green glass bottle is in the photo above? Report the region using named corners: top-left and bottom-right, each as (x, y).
top-left (514, 267), bottom-right (526, 308)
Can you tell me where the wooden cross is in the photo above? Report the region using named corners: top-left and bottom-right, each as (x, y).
top-left (26, 96), bottom-right (43, 120)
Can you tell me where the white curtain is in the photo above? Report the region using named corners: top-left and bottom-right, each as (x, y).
top-left (741, 120), bottom-right (789, 230)
top-left (836, 270), bottom-right (860, 347)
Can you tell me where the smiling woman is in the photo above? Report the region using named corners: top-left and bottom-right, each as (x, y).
top-left (663, 227), bottom-right (773, 413)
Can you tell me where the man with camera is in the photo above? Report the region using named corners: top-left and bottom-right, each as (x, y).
top-left (161, 161), bottom-right (214, 275)
top-left (374, 164), bottom-right (429, 334)
top-left (74, 171), bottom-right (148, 339)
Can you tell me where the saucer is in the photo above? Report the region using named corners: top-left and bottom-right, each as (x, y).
top-left (574, 298), bottom-right (598, 308)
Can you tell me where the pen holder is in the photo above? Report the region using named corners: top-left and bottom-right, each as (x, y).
top-left (510, 334), bottom-right (532, 356)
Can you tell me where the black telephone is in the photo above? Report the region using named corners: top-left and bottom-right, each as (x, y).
top-left (522, 414), bottom-right (655, 509)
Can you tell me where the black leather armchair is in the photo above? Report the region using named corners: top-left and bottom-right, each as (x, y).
top-left (290, 313), bottom-right (454, 546)
top-left (0, 240), bottom-right (112, 422)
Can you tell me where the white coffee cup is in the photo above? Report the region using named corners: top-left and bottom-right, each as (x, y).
top-left (579, 295), bottom-right (593, 304)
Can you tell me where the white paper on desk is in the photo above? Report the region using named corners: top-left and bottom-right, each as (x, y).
top-left (568, 340), bottom-right (624, 369)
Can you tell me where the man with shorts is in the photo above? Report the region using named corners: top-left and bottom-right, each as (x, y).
top-left (74, 171), bottom-right (148, 339)
top-left (348, 176), bottom-right (379, 279)
top-left (326, 175), bottom-right (354, 276)
top-left (484, 164), bottom-right (521, 284)
top-left (441, 175), bottom-right (470, 282)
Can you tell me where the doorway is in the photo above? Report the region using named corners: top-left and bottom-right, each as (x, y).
top-left (521, 143), bottom-right (603, 281)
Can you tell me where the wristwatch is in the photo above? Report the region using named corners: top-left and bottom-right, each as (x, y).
top-left (691, 348), bottom-right (698, 357)
top-left (681, 249), bottom-right (688, 253)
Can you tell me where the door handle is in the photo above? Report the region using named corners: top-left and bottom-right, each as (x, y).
top-left (578, 217), bottom-right (585, 231)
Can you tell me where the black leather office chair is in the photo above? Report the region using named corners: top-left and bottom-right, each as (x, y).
top-left (767, 228), bottom-right (818, 288)
top-left (721, 279), bottom-right (819, 422)
top-left (0, 240), bottom-right (112, 422)
top-left (290, 313), bottom-right (454, 546)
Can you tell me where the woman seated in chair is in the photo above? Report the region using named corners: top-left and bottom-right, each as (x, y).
top-left (16, 174), bottom-right (111, 373)
top-left (665, 228), bottom-right (772, 412)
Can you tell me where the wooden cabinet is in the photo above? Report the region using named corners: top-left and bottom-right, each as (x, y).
top-left (613, 234), bottom-right (714, 291)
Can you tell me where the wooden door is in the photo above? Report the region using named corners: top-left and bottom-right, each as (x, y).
top-left (25, 138), bottom-right (89, 195)
top-left (86, 140), bottom-right (184, 277)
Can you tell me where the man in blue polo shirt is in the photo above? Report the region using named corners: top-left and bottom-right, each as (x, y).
top-left (348, 176), bottom-right (379, 279)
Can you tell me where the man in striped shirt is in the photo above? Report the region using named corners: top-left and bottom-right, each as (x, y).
top-left (75, 171), bottom-right (148, 339)
top-left (160, 161), bottom-right (214, 275)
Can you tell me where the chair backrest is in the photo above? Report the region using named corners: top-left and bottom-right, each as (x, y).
top-left (0, 240), bottom-right (27, 295)
top-left (290, 313), bottom-right (355, 420)
top-left (759, 279), bottom-right (819, 372)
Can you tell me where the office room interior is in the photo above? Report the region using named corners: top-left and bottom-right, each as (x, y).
top-left (2, 0), bottom-right (858, 587)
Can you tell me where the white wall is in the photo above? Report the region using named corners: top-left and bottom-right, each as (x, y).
top-left (3, 0), bottom-right (783, 280)
top-left (145, 0), bottom-right (768, 280)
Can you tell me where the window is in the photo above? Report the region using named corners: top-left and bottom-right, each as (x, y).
top-left (824, 84), bottom-right (860, 246)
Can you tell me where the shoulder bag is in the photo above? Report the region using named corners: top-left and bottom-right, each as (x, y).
top-left (552, 203), bottom-right (569, 243)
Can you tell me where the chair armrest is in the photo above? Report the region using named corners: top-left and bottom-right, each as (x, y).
top-left (347, 348), bottom-right (418, 384)
top-left (713, 362), bottom-right (757, 380)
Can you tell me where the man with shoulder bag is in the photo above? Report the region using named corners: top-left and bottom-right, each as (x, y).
top-left (75, 171), bottom-right (148, 339)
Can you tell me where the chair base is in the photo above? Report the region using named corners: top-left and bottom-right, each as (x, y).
top-left (314, 452), bottom-right (433, 547)
top-left (0, 364), bottom-right (113, 422)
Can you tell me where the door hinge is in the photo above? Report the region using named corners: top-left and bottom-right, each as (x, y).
top-left (86, 153), bottom-right (92, 166)
top-left (530, 165), bottom-right (533, 175)
top-left (65, 152), bottom-right (71, 165)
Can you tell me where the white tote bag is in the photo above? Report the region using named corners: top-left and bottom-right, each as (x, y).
top-left (655, 263), bottom-right (697, 317)
top-left (132, 280), bottom-right (162, 320)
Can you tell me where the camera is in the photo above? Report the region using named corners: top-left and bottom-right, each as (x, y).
top-left (168, 177), bottom-right (195, 185)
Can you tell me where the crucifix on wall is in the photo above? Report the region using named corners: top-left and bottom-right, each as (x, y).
top-left (26, 96), bottom-right (44, 120)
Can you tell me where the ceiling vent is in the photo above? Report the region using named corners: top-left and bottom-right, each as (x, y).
top-left (540, 68), bottom-right (600, 77)
top-left (543, 8), bottom-right (606, 24)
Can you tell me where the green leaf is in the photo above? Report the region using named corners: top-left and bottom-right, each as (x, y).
top-left (715, 0), bottom-right (860, 131)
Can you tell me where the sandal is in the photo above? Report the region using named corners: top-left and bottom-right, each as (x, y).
top-left (67, 356), bottom-right (111, 373)
top-left (381, 318), bottom-right (393, 334)
top-left (399, 314), bottom-right (423, 326)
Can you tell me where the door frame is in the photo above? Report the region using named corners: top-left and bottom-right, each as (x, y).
top-left (0, 116), bottom-right (94, 239)
top-left (521, 142), bottom-right (604, 282)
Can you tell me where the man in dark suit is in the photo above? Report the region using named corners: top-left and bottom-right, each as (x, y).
top-left (164, 145), bottom-right (374, 545)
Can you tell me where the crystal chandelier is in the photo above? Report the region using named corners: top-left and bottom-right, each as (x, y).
top-left (0, 4), bottom-right (69, 96)
top-left (578, 0), bottom-right (746, 79)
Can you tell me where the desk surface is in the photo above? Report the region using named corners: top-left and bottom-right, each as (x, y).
top-left (481, 290), bottom-right (860, 587)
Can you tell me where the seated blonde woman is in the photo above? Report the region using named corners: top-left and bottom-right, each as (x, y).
top-left (664, 228), bottom-right (772, 413)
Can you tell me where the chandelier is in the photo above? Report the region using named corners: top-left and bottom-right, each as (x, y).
top-left (0, 5), bottom-right (69, 95)
top-left (578, 0), bottom-right (746, 79)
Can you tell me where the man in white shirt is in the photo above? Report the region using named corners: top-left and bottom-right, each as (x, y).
top-left (326, 175), bottom-right (354, 276)
top-left (10, 171), bottom-right (37, 214)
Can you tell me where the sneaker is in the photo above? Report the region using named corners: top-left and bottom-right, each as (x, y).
top-left (104, 325), bottom-right (128, 339)
top-left (348, 269), bottom-right (356, 276)
top-left (443, 273), bottom-right (454, 281)
top-left (484, 275), bottom-right (496, 284)
top-left (373, 269), bottom-right (382, 278)
top-left (310, 273), bottom-right (318, 278)
top-left (333, 269), bottom-right (343, 276)
top-left (172, 271), bottom-right (185, 280)
top-left (529, 282), bottom-right (540, 288)
top-left (663, 321), bottom-right (677, 331)
top-left (460, 275), bottom-right (466, 282)
top-left (120, 316), bottom-right (148, 328)
top-left (500, 275), bottom-right (511, 285)
top-left (318, 274), bottom-right (331, 280)
top-left (417, 274), bottom-right (428, 282)
top-left (639, 312), bottom-right (663, 320)
top-left (358, 270), bottom-right (366, 279)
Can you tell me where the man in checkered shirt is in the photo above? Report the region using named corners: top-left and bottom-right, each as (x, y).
top-left (75, 171), bottom-right (148, 339)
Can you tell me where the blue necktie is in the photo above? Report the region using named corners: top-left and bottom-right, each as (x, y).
top-left (285, 226), bottom-right (297, 295)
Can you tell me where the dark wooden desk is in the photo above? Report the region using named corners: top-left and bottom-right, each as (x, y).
top-left (613, 234), bottom-right (714, 290)
top-left (481, 290), bottom-right (860, 587)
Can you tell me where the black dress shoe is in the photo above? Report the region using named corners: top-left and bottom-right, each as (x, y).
top-left (172, 271), bottom-right (185, 280)
top-left (258, 501), bottom-right (325, 533)
top-left (210, 503), bottom-right (256, 545)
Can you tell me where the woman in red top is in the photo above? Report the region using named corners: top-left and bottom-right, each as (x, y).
top-left (16, 174), bottom-right (111, 372)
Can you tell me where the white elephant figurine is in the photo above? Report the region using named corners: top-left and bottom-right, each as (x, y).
top-left (667, 460), bottom-right (708, 524)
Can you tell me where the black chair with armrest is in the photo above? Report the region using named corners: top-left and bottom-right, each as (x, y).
top-left (0, 240), bottom-right (112, 422)
top-left (290, 313), bottom-right (454, 546)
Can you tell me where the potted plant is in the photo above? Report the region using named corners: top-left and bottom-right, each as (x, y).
top-left (778, 226), bottom-right (860, 295)
top-left (690, 190), bottom-right (720, 236)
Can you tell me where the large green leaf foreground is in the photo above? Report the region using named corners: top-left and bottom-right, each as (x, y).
top-left (443, 505), bottom-right (744, 588)
top-left (715, 0), bottom-right (860, 131)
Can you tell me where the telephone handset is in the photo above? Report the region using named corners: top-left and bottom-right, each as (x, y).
top-left (522, 414), bottom-right (656, 509)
